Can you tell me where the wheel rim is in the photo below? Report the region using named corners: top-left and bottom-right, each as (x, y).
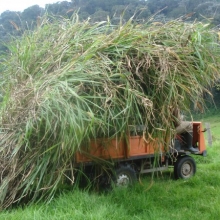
top-left (181, 161), bottom-right (193, 178)
top-left (116, 174), bottom-right (130, 187)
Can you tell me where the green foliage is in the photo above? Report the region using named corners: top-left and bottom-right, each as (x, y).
top-left (0, 15), bottom-right (220, 209)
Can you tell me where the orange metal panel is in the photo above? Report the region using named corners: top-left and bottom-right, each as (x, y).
top-left (128, 136), bottom-right (164, 156)
top-left (193, 122), bottom-right (206, 154)
top-left (75, 138), bottom-right (125, 163)
top-left (147, 141), bottom-right (163, 154)
top-left (193, 122), bottom-right (206, 153)
top-left (128, 136), bottom-right (148, 156)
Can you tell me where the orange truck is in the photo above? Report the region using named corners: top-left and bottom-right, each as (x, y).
top-left (75, 122), bottom-right (207, 187)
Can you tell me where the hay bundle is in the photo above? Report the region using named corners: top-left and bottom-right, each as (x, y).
top-left (0, 15), bottom-right (220, 208)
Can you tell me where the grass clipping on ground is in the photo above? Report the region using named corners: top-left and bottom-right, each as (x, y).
top-left (0, 16), bottom-right (220, 208)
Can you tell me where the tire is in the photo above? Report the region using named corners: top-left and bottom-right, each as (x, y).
top-left (174, 156), bottom-right (196, 179)
top-left (114, 166), bottom-right (137, 187)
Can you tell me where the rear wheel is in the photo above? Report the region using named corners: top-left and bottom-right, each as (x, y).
top-left (114, 166), bottom-right (137, 187)
top-left (174, 156), bottom-right (196, 179)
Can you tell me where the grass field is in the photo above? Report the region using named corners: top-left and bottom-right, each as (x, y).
top-left (0, 113), bottom-right (220, 220)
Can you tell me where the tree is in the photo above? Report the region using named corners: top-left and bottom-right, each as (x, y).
top-left (91, 9), bottom-right (109, 22)
top-left (21, 5), bottom-right (44, 29)
top-left (0, 11), bottom-right (21, 33)
top-left (46, 1), bottom-right (73, 16)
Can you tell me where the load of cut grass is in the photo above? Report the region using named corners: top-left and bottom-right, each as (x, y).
top-left (0, 15), bottom-right (220, 209)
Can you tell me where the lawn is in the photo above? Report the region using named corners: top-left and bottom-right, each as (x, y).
top-left (0, 113), bottom-right (220, 220)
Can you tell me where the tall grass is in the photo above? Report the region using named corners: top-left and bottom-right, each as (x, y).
top-left (0, 15), bottom-right (220, 209)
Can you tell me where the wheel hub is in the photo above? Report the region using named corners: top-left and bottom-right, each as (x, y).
top-left (182, 163), bottom-right (192, 177)
top-left (116, 174), bottom-right (130, 187)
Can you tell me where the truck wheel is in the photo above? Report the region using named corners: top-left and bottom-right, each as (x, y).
top-left (114, 166), bottom-right (137, 187)
top-left (174, 156), bottom-right (196, 179)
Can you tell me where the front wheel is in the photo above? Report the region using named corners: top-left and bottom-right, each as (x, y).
top-left (174, 156), bottom-right (196, 179)
top-left (114, 166), bottom-right (137, 187)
